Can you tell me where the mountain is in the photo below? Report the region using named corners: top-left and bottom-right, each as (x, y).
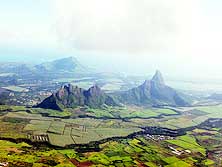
top-left (35, 57), bottom-right (89, 74)
top-left (115, 70), bottom-right (190, 107)
top-left (151, 70), bottom-right (165, 85)
top-left (36, 84), bottom-right (119, 110)
top-left (0, 57), bottom-right (90, 76)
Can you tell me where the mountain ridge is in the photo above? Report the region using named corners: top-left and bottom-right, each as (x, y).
top-left (36, 84), bottom-right (119, 110)
top-left (0, 57), bottom-right (90, 76)
top-left (35, 57), bottom-right (89, 73)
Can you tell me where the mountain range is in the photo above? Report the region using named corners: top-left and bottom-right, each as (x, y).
top-left (37, 71), bottom-right (190, 110)
top-left (36, 84), bottom-right (119, 110)
top-left (0, 57), bottom-right (89, 76)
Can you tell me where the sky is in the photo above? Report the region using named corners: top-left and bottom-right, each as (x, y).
top-left (0, 0), bottom-right (222, 80)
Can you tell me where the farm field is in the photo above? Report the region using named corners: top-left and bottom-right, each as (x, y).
top-left (23, 118), bottom-right (141, 146)
top-left (101, 83), bottom-right (124, 92)
top-left (1, 105), bottom-right (222, 147)
top-left (0, 127), bottom-right (219, 167)
top-left (64, 132), bottom-right (217, 166)
top-left (1, 108), bottom-right (141, 146)
top-left (0, 140), bottom-right (74, 166)
top-left (30, 108), bottom-right (72, 117)
top-left (166, 135), bottom-right (206, 156)
top-left (86, 106), bottom-right (178, 119)
top-left (0, 104), bottom-right (222, 166)
top-left (2, 86), bottom-right (29, 92)
top-left (195, 105), bottom-right (222, 118)
top-left (71, 81), bottom-right (94, 89)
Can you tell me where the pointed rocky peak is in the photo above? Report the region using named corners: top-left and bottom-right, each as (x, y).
top-left (56, 84), bottom-right (82, 98)
top-left (87, 84), bottom-right (103, 95)
top-left (151, 70), bottom-right (165, 85)
top-left (64, 84), bottom-right (77, 92)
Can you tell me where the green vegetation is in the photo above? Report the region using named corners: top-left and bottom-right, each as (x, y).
top-left (24, 120), bottom-right (51, 132)
top-left (0, 133), bottom-right (215, 167)
top-left (166, 135), bottom-right (206, 156)
top-left (0, 140), bottom-right (73, 166)
top-left (196, 105), bottom-right (222, 118)
top-left (86, 107), bottom-right (177, 119)
top-left (163, 157), bottom-right (191, 167)
top-left (0, 103), bottom-right (221, 166)
top-left (165, 161), bottom-right (191, 167)
top-left (159, 116), bottom-right (197, 129)
top-left (30, 108), bottom-right (72, 117)
top-left (203, 159), bottom-right (215, 166)
top-left (193, 128), bottom-right (218, 135)
top-left (6, 109), bottom-right (140, 146)
top-left (0, 105), bottom-right (26, 111)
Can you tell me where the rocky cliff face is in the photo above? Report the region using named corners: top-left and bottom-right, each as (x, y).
top-left (37, 84), bottom-right (119, 111)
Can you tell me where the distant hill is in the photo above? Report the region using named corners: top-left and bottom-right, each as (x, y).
top-left (35, 57), bottom-right (89, 74)
top-left (115, 70), bottom-right (190, 107)
top-left (36, 84), bottom-right (119, 110)
top-left (0, 57), bottom-right (90, 76)
top-left (0, 63), bottom-right (34, 75)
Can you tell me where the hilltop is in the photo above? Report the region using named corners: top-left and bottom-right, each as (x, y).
top-left (35, 57), bottom-right (89, 73)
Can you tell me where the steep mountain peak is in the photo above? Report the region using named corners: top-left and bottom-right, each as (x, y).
top-left (116, 71), bottom-right (189, 107)
top-left (63, 83), bottom-right (79, 92)
top-left (151, 70), bottom-right (165, 85)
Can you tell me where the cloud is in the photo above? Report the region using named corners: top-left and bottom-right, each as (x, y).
top-left (53, 0), bottom-right (195, 53)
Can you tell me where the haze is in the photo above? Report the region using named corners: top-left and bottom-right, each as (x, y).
top-left (0, 0), bottom-right (222, 80)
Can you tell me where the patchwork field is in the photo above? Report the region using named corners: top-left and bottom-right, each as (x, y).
top-left (0, 104), bottom-right (222, 166)
top-left (2, 110), bottom-right (141, 146)
top-left (195, 105), bottom-right (222, 118)
top-left (0, 140), bottom-right (74, 166)
top-left (2, 86), bottom-right (29, 92)
top-left (86, 107), bottom-right (178, 119)
top-left (166, 135), bottom-right (206, 156)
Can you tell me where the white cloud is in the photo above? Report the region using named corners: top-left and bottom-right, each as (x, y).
top-left (1, 0), bottom-right (222, 79)
top-left (53, 0), bottom-right (222, 79)
top-left (54, 0), bottom-right (196, 53)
